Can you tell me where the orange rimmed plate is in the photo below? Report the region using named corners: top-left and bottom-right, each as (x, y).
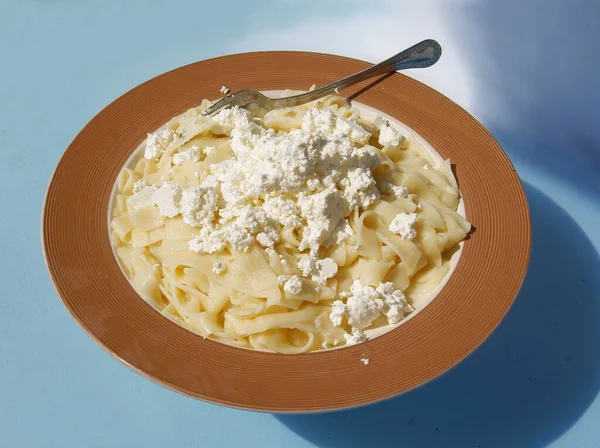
top-left (42, 51), bottom-right (530, 412)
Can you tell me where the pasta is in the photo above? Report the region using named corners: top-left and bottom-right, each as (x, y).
top-left (110, 93), bottom-right (471, 353)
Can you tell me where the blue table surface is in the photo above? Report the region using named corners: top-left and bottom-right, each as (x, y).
top-left (1, 1), bottom-right (599, 447)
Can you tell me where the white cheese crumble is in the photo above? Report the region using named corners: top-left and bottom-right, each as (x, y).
top-left (189, 228), bottom-right (227, 254)
top-left (330, 281), bottom-right (414, 337)
top-left (263, 196), bottom-right (302, 227)
top-left (381, 181), bottom-right (408, 199)
top-left (298, 255), bottom-right (338, 284)
top-left (173, 145), bottom-right (201, 165)
top-left (298, 188), bottom-right (346, 252)
top-left (336, 117), bottom-right (372, 145)
top-left (344, 328), bottom-right (368, 345)
top-left (220, 86), bottom-right (230, 94)
top-left (376, 117), bottom-right (407, 147)
top-left (330, 300), bottom-right (346, 326)
top-left (212, 261), bottom-right (226, 275)
top-left (360, 357), bottom-right (370, 365)
top-left (345, 286), bottom-right (384, 330)
top-left (129, 181), bottom-right (183, 218)
top-left (151, 183), bottom-right (182, 218)
top-left (326, 219), bottom-right (353, 246)
top-left (302, 108), bottom-right (371, 144)
top-left (256, 231), bottom-right (278, 247)
top-left (180, 182), bottom-right (219, 228)
top-left (306, 178), bottom-right (321, 191)
top-left (132, 179), bottom-right (149, 194)
top-left (376, 282), bottom-right (414, 324)
top-left (184, 106), bottom-right (382, 256)
top-left (144, 128), bottom-right (175, 160)
top-left (224, 226), bottom-right (254, 251)
top-left (283, 275), bottom-right (303, 295)
top-left (136, 105), bottom-right (424, 330)
top-left (389, 212), bottom-right (418, 240)
top-left (341, 166), bottom-right (380, 209)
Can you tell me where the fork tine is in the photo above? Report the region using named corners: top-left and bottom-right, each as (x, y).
top-left (202, 95), bottom-right (237, 116)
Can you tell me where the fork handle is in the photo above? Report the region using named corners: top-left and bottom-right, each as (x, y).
top-left (278, 39), bottom-right (442, 108)
top-left (336, 39), bottom-right (441, 86)
top-left (203, 40), bottom-right (443, 115)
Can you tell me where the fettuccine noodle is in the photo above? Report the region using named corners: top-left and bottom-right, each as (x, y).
top-left (110, 94), bottom-right (471, 353)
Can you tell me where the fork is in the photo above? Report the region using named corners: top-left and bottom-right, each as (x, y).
top-left (202, 39), bottom-right (442, 117)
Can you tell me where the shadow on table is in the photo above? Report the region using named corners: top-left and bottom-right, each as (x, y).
top-left (462, 0), bottom-right (600, 197)
top-left (276, 182), bottom-right (600, 448)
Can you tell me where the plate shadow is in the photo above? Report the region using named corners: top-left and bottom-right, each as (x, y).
top-left (276, 182), bottom-right (600, 448)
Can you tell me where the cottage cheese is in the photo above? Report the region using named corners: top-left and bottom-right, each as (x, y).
top-left (189, 227), bottom-right (227, 254)
top-left (306, 178), bottom-right (321, 191)
top-left (256, 230), bottom-right (278, 247)
top-left (344, 328), bottom-right (368, 345)
top-left (326, 219), bottom-right (353, 246)
top-left (180, 183), bottom-right (219, 228)
top-left (222, 225), bottom-right (254, 251)
top-left (132, 179), bottom-right (149, 194)
top-left (186, 106), bottom-right (384, 255)
top-left (330, 300), bottom-right (346, 326)
top-left (376, 117), bottom-right (407, 147)
top-left (212, 261), bottom-right (226, 275)
top-left (151, 183), bottom-right (181, 218)
top-left (144, 128), bottom-right (176, 160)
top-left (341, 166), bottom-right (380, 208)
top-left (173, 145), bottom-right (201, 165)
top-left (298, 255), bottom-right (338, 284)
top-left (330, 281), bottom-right (414, 339)
top-left (136, 106), bottom-right (416, 336)
top-left (381, 181), bottom-right (408, 199)
top-left (344, 283), bottom-right (385, 330)
top-left (263, 196), bottom-right (302, 227)
top-left (376, 282), bottom-right (413, 324)
top-left (283, 275), bottom-right (303, 295)
top-left (336, 117), bottom-right (372, 145)
top-left (302, 108), bottom-right (371, 144)
top-left (298, 188), bottom-right (346, 252)
top-left (114, 92), bottom-right (475, 354)
top-left (134, 106), bottom-right (388, 276)
top-left (389, 212), bottom-right (418, 240)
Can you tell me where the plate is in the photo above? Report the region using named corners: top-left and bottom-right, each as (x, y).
top-left (43, 51), bottom-right (531, 412)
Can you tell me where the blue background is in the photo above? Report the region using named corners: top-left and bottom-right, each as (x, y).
top-left (1, 1), bottom-right (599, 447)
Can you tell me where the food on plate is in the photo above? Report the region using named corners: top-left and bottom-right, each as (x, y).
top-left (110, 94), bottom-right (471, 353)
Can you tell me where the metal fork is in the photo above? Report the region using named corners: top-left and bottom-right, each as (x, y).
top-left (202, 39), bottom-right (442, 117)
